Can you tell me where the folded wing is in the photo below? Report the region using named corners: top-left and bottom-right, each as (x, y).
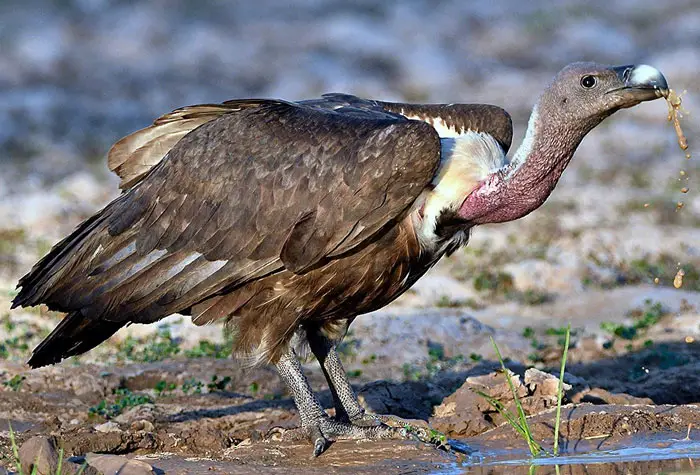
top-left (14, 101), bottom-right (442, 330)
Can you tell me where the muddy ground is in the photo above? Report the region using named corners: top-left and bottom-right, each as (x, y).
top-left (2, 0), bottom-right (700, 473)
top-left (1, 338), bottom-right (700, 473)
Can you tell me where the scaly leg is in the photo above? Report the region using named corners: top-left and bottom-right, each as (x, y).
top-left (275, 347), bottom-right (399, 456)
top-left (307, 328), bottom-right (383, 427)
top-left (306, 328), bottom-right (468, 453)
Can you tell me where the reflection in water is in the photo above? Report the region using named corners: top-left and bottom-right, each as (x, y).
top-left (434, 439), bottom-right (700, 474)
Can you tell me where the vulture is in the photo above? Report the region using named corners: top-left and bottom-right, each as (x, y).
top-left (13, 62), bottom-right (668, 455)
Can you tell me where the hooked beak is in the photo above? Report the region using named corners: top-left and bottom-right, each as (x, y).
top-left (607, 64), bottom-right (669, 105)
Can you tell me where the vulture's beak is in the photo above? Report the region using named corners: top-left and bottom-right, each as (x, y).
top-left (607, 64), bottom-right (669, 105)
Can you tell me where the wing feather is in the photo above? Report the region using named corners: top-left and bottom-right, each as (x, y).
top-left (107, 103), bottom-right (252, 189)
top-left (304, 93), bottom-right (513, 154)
top-left (15, 100), bottom-right (441, 331)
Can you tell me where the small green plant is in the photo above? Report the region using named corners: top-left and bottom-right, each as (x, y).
top-left (546, 327), bottom-right (576, 347)
top-left (154, 380), bottom-right (177, 396)
top-left (473, 270), bottom-right (515, 294)
top-left (207, 375), bottom-right (232, 392)
top-left (248, 382), bottom-right (259, 395)
top-left (517, 289), bottom-right (552, 306)
top-left (553, 324), bottom-right (571, 456)
top-left (4, 374), bottom-right (25, 391)
top-left (424, 342), bottom-right (468, 379)
top-left (184, 339), bottom-right (232, 359)
top-left (402, 363), bottom-right (422, 382)
top-left (88, 388), bottom-right (153, 419)
top-left (476, 337), bottom-right (543, 456)
top-left (337, 330), bottom-right (360, 359)
top-left (182, 378), bottom-right (204, 395)
top-left (427, 342), bottom-right (445, 362)
top-left (601, 299), bottom-right (666, 341)
top-left (346, 369), bottom-right (362, 378)
top-left (361, 354), bottom-right (377, 365)
top-left (435, 295), bottom-right (482, 309)
top-left (115, 325), bottom-right (181, 363)
top-left (474, 326), bottom-right (572, 458)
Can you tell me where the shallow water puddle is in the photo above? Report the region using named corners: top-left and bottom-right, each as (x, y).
top-left (440, 438), bottom-right (700, 474)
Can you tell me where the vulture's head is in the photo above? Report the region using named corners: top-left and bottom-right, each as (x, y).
top-left (457, 62), bottom-right (669, 225)
top-left (537, 61), bottom-right (668, 135)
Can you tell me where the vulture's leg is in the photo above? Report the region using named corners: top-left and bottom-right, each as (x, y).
top-left (307, 329), bottom-right (465, 453)
top-left (275, 347), bottom-right (398, 456)
top-left (307, 328), bottom-right (382, 427)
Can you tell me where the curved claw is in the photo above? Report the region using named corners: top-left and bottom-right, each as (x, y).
top-left (310, 425), bottom-right (330, 457)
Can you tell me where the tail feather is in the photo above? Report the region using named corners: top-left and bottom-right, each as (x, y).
top-left (27, 311), bottom-right (125, 368)
top-left (12, 206), bottom-right (112, 310)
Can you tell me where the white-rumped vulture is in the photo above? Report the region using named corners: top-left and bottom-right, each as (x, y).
top-left (14, 62), bottom-right (668, 455)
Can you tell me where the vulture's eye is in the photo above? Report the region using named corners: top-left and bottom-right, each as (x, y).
top-left (581, 75), bottom-right (597, 88)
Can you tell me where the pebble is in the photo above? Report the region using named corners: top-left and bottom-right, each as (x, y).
top-left (94, 421), bottom-right (123, 433)
top-left (85, 454), bottom-right (156, 475)
top-left (17, 436), bottom-right (92, 475)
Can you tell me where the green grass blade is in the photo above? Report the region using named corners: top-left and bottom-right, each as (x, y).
top-left (56, 448), bottom-right (64, 475)
top-left (8, 422), bottom-right (22, 475)
top-left (553, 324), bottom-right (571, 456)
top-left (490, 336), bottom-right (542, 456)
top-left (472, 389), bottom-right (529, 440)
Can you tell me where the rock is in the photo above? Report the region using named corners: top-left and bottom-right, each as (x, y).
top-left (466, 369), bottom-right (528, 410)
top-left (430, 382), bottom-right (493, 437)
top-left (94, 421), bottom-right (122, 433)
top-left (130, 419), bottom-right (155, 432)
top-left (114, 404), bottom-right (156, 425)
top-left (0, 465), bottom-right (8, 475)
top-left (431, 370), bottom-right (527, 437)
top-left (357, 380), bottom-right (440, 421)
top-left (18, 436), bottom-right (85, 475)
top-left (85, 454), bottom-right (155, 475)
top-left (524, 368), bottom-right (571, 397)
top-left (430, 368), bottom-right (578, 438)
top-left (571, 388), bottom-right (654, 405)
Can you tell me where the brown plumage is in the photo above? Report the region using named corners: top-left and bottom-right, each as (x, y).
top-left (15, 95), bottom-right (512, 367)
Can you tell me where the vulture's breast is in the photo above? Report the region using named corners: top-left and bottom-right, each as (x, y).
top-left (229, 216), bottom-right (436, 332)
top-left (222, 215), bottom-right (440, 362)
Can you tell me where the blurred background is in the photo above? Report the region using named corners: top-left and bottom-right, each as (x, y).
top-left (0, 0), bottom-right (699, 374)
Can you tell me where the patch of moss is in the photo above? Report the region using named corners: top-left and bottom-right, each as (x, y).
top-left (88, 388), bottom-right (153, 419)
top-left (434, 295), bottom-right (482, 309)
top-left (184, 339), bottom-right (232, 359)
top-left (473, 270), bottom-right (515, 294)
top-left (600, 299), bottom-right (666, 341)
top-left (583, 252), bottom-right (700, 291)
top-left (115, 325), bottom-right (181, 363)
top-left (3, 375), bottom-right (25, 391)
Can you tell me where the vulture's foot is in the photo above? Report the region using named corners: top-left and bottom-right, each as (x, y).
top-left (284, 417), bottom-right (402, 457)
top-left (357, 414), bottom-right (472, 455)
